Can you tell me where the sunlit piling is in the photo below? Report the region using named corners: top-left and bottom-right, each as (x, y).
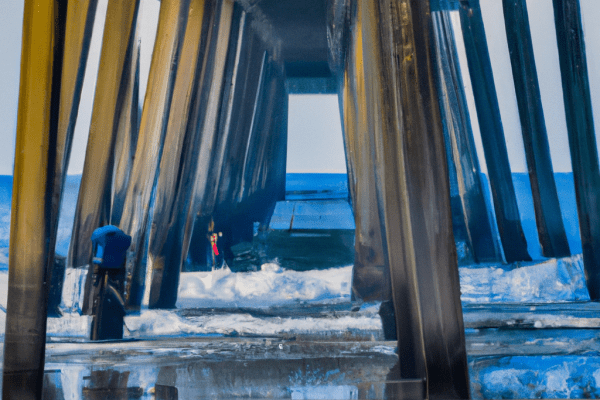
top-left (191, 2), bottom-right (259, 251)
top-left (110, 31), bottom-right (141, 228)
top-left (146, 0), bottom-right (235, 308)
top-left (338, 0), bottom-right (470, 397)
top-left (336, 7), bottom-right (390, 301)
top-left (51, 0), bottom-right (99, 254)
top-left (459, 0), bottom-right (531, 263)
top-left (46, 0), bottom-right (100, 314)
top-left (3, 0), bottom-right (67, 398)
top-left (373, 0), bottom-right (470, 395)
top-left (183, 6), bottom-right (248, 270)
top-left (147, 1), bottom-right (288, 307)
top-left (117, 0), bottom-right (194, 309)
top-left (328, 0), bottom-right (387, 301)
top-left (431, 7), bottom-right (503, 264)
top-left (552, 0), bottom-right (600, 299)
top-left (503, 0), bottom-right (570, 258)
top-left (68, 0), bottom-right (141, 315)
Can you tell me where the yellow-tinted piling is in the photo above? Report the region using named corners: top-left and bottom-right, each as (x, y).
top-left (3, 0), bottom-right (66, 398)
top-left (68, 0), bottom-right (141, 299)
top-left (117, 0), bottom-right (194, 309)
top-left (147, 0), bottom-right (235, 308)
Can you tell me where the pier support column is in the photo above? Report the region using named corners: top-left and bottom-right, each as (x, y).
top-left (110, 30), bottom-right (141, 228)
top-left (67, 0), bottom-right (141, 314)
top-left (347, 0), bottom-right (470, 397)
top-left (238, 59), bottom-right (287, 211)
top-left (339, 16), bottom-right (390, 302)
top-left (3, 0), bottom-right (67, 397)
top-left (186, 6), bottom-right (249, 270)
top-left (329, 0), bottom-right (391, 303)
top-left (207, 25), bottom-right (277, 263)
top-left (117, 0), bottom-right (197, 309)
top-left (553, 0), bottom-right (600, 299)
top-left (459, 0), bottom-right (531, 263)
top-left (503, 0), bottom-right (570, 258)
top-left (147, 0), bottom-right (236, 308)
top-left (51, 0), bottom-right (99, 254)
top-left (431, 7), bottom-right (503, 263)
top-left (47, 0), bottom-right (101, 315)
top-left (215, 41), bottom-right (268, 215)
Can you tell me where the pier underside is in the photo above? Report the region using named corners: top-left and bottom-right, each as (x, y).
top-left (5, 0), bottom-right (600, 398)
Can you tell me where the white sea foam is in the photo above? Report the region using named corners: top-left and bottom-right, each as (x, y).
top-left (459, 255), bottom-right (589, 303)
top-left (0, 263), bottom-right (377, 338)
top-left (176, 263), bottom-right (352, 308)
top-left (124, 310), bottom-right (380, 338)
top-left (0, 252), bottom-right (592, 338)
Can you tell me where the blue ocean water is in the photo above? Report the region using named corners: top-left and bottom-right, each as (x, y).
top-left (285, 173), bottom-right (349, 200)
top-left (480, 172), bottom-right (581, 259)
top-left (0, 175), bottom-right (81, 259)
top-left (0, 172), bottom-right (583, 268)
top-left (0, 176), bottom-right (11, 249)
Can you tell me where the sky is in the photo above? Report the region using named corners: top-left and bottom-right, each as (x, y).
top-left (464, 0), bottom-right (600, 174)
top-left (287, 95), bottom-right (346, 173)
top-left (1, 0), bottom-right (600, 176)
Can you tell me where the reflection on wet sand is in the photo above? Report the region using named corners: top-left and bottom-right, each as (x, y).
top-left (40, 338), bottom-right (398, 399)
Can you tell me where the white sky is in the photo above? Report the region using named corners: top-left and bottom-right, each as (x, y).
top-left (1, 0), bottom-right (600, 175)
top-left (287, 95), bottom-right (346, 173)
top-left (0, 1), bottom-right (24, 176)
